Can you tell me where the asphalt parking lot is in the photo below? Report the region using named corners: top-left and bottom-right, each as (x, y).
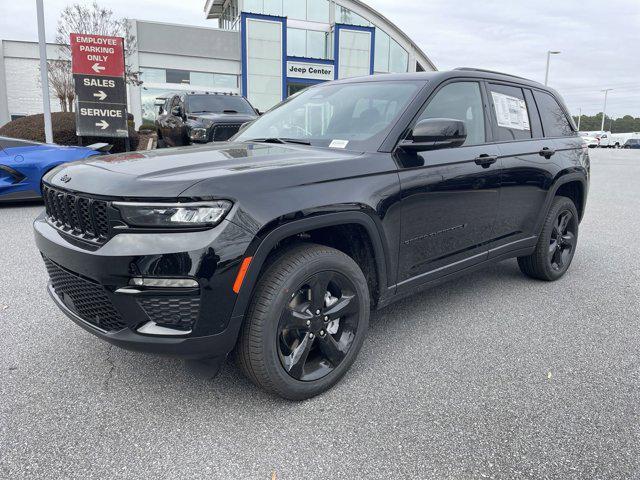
top-left (1, 148), bottom-right (639, 479)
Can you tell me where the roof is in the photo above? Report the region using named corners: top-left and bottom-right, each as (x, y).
top-left (203, 0), bottom-right (225, 19)
top-left (326, 69), bottom-right (549, 91)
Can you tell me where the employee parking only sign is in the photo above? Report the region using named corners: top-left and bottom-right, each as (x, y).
top-left (71, 34), bottom-right (129, 139)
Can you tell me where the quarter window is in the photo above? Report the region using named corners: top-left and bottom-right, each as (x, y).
top-left (488, 84), bottom-right (532, 141)
top-left (533, 91), bottom-right (575, 137)
top-left (416, 82), bottom-right (486, 146)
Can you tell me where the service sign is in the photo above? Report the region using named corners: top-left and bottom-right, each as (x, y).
top-left (70, 34), bottom-right (124, 77)
top-left (76, 103), bottom-right (129, 138)
top-left (286, 61), bottom-right (334, 81)
top-left (71, 33), bottom-right (128, 139)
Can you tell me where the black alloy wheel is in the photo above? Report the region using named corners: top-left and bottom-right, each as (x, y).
top-left (277, 271), bottom-right (359, 382)
top-left (548, 210), bottom-right (577, 272)
top-left (236, 243), bottom-right (370, 400)
top-left (518, 195), bottom-right (579, 281)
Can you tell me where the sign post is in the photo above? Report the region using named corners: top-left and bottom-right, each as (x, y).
top-left (71, 33), bottom-right (129, 147)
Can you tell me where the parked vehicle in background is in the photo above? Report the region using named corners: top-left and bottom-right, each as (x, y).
top-left (0, 137), bottom-right (106, 203)
top-left (155, 92), bottom-right (258, 147)
top-left (35, 69), bottom-right (589, 400)
top-left (624, 138), bottom-right (640, 149)
top-left (579, 132), bottom-right (600, 148)
top-left (611, 132), bottom-right (640, 148)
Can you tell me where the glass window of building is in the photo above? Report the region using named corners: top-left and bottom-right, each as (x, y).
top-left (287, 28), bottom-right (307, 57)
top-left (287, 28), bottom-right (331, 59)
top-left (246, 18), bottom-right (283, 111)
top-left (307, 30), bottom-right (328, 58)
top-left (307, 0), bottom-right (330, 23)
top-left (338, 29), bottom-right (371, 79)
top-left (190, 72), bottom-right (214, 88)
top-left (335, 5), bottom-right (370, 26)
top-left (214, 73), bottom-right (238, 89)
top-left (140, 68), bottom-right (166, 84)
top-left (374, 28), bottom-right (390, 72)
top-left (244, 0), bottom-right (263, 14)
top-left (263, 0), bottom-right (282, 16)
top-left (282, 0), bottom-right (306, 19)
top-left (166, 69), bottom-right (190, 84)
top-left (388, 38), bottom-right (409, 73)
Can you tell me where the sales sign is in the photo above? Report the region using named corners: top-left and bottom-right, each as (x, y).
top-left (71, 33), bottom-right (129, 139)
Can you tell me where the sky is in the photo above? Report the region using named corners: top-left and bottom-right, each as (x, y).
top-left (1, 0), bottom-right (639, 118)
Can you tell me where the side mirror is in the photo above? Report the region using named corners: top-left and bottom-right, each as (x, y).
top-left (171, 105), bottom-right (183, 117)
top-left (399, 118), bottom-right (467, 152)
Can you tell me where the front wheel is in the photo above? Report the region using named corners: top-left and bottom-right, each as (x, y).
top-left (518, 196), bottom-right (579, 281)
top-left (236, 243), bottom-right (370, 400)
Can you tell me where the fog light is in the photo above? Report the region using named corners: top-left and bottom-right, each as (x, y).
top-left (129, 277), bottom-right (199, 288)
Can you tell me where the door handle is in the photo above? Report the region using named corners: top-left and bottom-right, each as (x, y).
top-left (474, 154), bottom-right (498, 168)
top-left (539, 147), bottom-right (556, 158)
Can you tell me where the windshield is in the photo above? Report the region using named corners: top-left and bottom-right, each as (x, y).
top-left (187, 95), bottom-right (255, 114)
top-left (234, 80), bottom-right (424, 152)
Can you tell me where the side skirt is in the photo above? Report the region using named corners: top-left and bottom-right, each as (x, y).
top-left (377, 243), bottom-right (536, 309)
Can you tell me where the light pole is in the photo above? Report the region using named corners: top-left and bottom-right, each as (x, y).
top-left (544, 50), bottom-right (561, 86)
top-left (576, 107), bottom-right (582, 131)
top-left (36, 0), bottom-right (53, 144)
top-left (600, 88), bottom-right (613, 132)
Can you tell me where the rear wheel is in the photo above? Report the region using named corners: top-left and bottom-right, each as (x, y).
top-left (236, 243), bottom-right (370, 400)
top-left (518, 196), bottom-right (579, 281)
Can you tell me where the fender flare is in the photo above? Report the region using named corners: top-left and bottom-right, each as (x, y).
top-left (230, 211), bottom-right (390, 320)
top-left (534, 171), bottom-right (588, 234)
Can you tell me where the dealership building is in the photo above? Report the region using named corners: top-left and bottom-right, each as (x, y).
top-left (0, 0), bottom-right (435, 129)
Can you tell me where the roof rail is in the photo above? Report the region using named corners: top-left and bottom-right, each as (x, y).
top-left (454, 67), bottom-right (536, 83)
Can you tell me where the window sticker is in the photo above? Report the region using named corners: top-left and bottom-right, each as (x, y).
top-left (329, 139), bottom-right (349, 149)
top-left (491, 92), bottom-right (530, 131)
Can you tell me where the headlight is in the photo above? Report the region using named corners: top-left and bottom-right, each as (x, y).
top-left (189, 127), bottom-right (208, 142)
top-left (113, 201), bottom-right (232, 228)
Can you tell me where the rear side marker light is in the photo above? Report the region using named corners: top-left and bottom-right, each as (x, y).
top-left (233, 257), bottom-right (252, 294)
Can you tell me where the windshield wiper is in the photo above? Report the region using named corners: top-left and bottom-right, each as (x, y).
top-left (249, 137), bottom-right (311, 145)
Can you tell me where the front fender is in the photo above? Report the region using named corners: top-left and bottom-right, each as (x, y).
top-left (229, 210), bottom-right (391, 320)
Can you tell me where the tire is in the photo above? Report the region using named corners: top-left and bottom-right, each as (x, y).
top-left (236, 243), bottom-right (370, 400)
top-left (518, 196), bottom-right (579, 281)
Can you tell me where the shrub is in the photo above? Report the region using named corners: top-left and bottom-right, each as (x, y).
top-left (0, 112), bottom-right (139, 153)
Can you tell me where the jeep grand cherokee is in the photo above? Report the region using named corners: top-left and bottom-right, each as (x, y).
top-left (35, 69), bottom-right (589, 400)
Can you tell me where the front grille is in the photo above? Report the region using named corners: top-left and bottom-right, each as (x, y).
top-left (211, 124), bottom-right (242, 142)
top-left (43, 256), bottom-right (126, 332)
top-left (42, 184), bottom-right (110, 243)
top-left (137, 296), bottom-right (200, 330)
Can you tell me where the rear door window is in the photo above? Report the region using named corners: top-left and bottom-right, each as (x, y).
top-left (533, 90), bottom-right (575, 138)
top-left (488, 84), bottom-right (532, 141)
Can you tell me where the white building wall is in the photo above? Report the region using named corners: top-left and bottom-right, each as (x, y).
top-left (4, 57), bottom-right (63, 117)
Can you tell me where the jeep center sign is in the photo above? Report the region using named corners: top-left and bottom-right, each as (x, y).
top-left (71, 34), bottom-right (129, 139)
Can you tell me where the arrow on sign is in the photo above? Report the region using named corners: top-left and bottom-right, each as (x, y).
top-left (95, 120), bottom-right (109, 130)
top-left (93, 90), bottom-right (108, 101)
top-left (91, 63), bottom-right (106, 73)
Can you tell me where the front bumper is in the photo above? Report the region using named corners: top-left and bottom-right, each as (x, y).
top-left (34, 212), bottom-right (253, 360)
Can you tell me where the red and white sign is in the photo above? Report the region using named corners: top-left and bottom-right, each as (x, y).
top-left (70, 33), bottom-right (124, 77)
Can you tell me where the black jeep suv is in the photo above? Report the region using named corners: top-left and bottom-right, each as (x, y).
top-left (35, 69), bottom-right (589, 400)
top-left (155, 91), bottom-right (258, 147)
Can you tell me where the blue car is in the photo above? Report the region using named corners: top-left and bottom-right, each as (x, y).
top-left (0, 137), bottom-right (106, 202)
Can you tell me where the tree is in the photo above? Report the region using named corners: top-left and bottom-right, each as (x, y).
top-left (572, 113), bottom-right (640, 133)
top-left (46, 1), bottom-right (141, 112)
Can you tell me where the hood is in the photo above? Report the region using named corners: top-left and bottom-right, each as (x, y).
top-left (187, 112), bottom-right (257, 126)
top-left (44, 142), bottom-right (365, 198)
